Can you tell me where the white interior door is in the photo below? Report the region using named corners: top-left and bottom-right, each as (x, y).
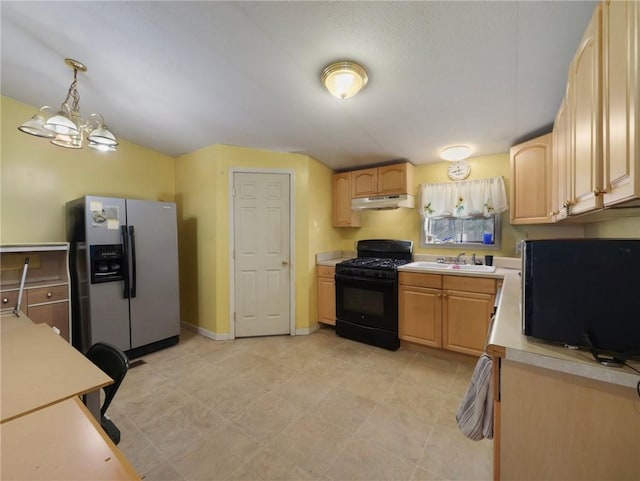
top-left (233, 172), bottom-right (291, 337)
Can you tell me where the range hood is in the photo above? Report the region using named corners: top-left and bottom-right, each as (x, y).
top-left (351, 194), bottom-right (415, 211)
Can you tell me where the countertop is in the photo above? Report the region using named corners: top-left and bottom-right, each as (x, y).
top-left (316, 250), bottom-right (639, 389)
top-left (316, 250), bottom-right (355, 266)
top-left (487, 270), bottom-right (640, 389)
top-left (398, 264), bottom-right (506, 279)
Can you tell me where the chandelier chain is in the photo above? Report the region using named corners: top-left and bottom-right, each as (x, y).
top-left (62, 68), bottom-right (81, 114)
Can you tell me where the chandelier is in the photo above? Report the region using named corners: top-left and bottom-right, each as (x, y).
top-left (18, 58), bottom-right (118, 151)
top-left (321, 61), bottom-right (368, 100)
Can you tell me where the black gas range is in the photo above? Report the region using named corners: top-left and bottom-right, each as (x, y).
top-left (335, 257), bottom-right (410, 279)
top-left (335, 239), bottom-right (413, 350)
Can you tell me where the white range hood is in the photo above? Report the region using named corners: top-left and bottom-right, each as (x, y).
top-left (351, 194), bottom-right (415, 211)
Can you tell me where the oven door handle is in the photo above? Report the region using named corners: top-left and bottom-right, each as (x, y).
top-left (335, 273), bottom-right (397, 286)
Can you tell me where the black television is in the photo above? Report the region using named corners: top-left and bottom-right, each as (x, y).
top-left (522, 238), bottom-right (640, 360)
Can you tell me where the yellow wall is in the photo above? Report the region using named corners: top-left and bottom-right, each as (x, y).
top-left (584, 217), bottom-right (640, 237)
top-left (307, 159), bottom-right (344, 326)
top-left (334, 154), bottom-right (585, 257)
top-left (1, 97), bottom-right (175, 243)
top-left (4, 95), bottom-right (637, 337)
top-left (175, 144), bottom-right (335, 335)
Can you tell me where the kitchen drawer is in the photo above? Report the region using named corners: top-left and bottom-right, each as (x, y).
top-left (399, 272), bottom-right (442, 289)
top-left (443, 275), bottom-right (496, 294)
top-left (317, 265), bottom-right (336, 278)
top-left (27, 285), bottom-right (69, 305)
top-left (1, 290), bottom-right (19, 310)
top-left (28, 302), bottom-right (70, 342)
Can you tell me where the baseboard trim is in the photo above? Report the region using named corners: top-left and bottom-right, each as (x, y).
top-left (180, 322), bottom-right (231, 341)
top-left (181, 321), bottom-right (317, 339)
top-left (295, 323), bottom-right (320, 336)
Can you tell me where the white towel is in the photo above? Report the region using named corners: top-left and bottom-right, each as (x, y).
top-left (456, 353), bottom-right (494, 440)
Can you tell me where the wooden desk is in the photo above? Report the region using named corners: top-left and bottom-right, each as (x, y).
top-left (0, 311), bottom-right (33, 334)
top-left (1, 315), bottom-right (112, 423)
top-left (0, 397), bottom-right (140, 480)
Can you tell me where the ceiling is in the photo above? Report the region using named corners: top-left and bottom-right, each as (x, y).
top-left (1, 1), bottom-right (597, 170)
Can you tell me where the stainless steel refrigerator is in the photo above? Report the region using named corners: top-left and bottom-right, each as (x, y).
top-left (66, 196), bottom-right (180, 356)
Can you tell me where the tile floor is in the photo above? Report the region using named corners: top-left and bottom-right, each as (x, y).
top-left (110, 326), bottom-right (492, 481)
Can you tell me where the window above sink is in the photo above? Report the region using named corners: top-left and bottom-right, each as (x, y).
top-left (420, 215), bottom-right (501, 250)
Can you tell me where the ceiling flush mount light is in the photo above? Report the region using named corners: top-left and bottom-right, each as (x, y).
top-left (440, 145), bottom-right (472, 162)
top-left (321, 61), bottom-right (368, 100)
top-left (18, 58), bottom-right (118, 151)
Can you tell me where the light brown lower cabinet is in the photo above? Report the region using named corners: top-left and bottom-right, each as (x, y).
top-left (0, 244), bottom-right (72, 343)
top-left (317, 266), bottom-right (336, 326)
top-left (399, 272), bottom-right (442, 348)
top-left (28, 301), bottom-right (70, 342)
top-left (493, 359), bottom-right (640, 480)
top-left (0, 286), bottom-right (70, 342)
top-left (399, 272), bottom-right (496, 356)
top-left (442, 275), bottom-right (496, 356)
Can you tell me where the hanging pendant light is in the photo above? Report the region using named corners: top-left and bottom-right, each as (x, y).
top-left (17, 106), bottom-right (56, 138)
top-left (321, 61), bottom-right (368, 100)
top-left (18, 58), bottom-right (118, 151)
top-left (44, 111), bottom-right (80, 136)
top-left (51, 133), bottom-right (83, 149)
top-left (87, 114), bottom-right (118, 147)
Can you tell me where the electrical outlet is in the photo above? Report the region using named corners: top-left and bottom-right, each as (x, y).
top-left (515, 240), bottom-right (522, 255)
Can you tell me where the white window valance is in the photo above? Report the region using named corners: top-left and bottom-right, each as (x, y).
top-left (419, 176), bottom-right (508, 218)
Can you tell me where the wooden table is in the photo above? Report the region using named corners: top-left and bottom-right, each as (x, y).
top-left (0, 397), bottom-right (140, 480)
top-left (1, 313), bottom-right (112, 423)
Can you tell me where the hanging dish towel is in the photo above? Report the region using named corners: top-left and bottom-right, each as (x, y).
top-left (456, 353), bottom-right (494, 440)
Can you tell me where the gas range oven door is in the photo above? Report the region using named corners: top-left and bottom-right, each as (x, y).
top-left (334, 273), bottom-right (399, 350)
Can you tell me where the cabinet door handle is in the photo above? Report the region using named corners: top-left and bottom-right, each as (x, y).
top-left (593, 188), bottom-right (607, 196)
top-left (2, 297), bottom-right (8, 304)
top-left (46, 292), bottom-right (53, 298)
top-left (437, 293), bottom-right (442, 298)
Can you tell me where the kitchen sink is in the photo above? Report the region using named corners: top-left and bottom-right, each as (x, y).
top-left (402, 261), bottom-right (496, 273)
top-left (446, 264), bottom-right (496, 273)
top-left (403, 261), bottom-right (451, 270)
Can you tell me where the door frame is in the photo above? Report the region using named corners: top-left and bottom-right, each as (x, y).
top-left (228, 168), bottom-right (296, 339)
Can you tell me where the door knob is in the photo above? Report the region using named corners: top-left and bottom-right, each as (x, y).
top-left (282, 260), bottom-right (289, 266)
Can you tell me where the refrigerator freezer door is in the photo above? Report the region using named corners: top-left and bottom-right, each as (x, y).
top-left (126, 199), bottom-right (180, 349)
top-left (83, 196), bottom-right (131, 351)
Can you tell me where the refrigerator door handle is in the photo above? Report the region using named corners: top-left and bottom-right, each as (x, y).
top-left (120, 225), bottom-right (130, 299)
top-left (129, 225), bottom-right (137, 298)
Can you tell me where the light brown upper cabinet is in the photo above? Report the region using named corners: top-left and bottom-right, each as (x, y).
top-left (551, 95), bottom-right (572, 221)
top-left (602, 0), bottom-right (639, 207)
top-left (543, 1), bottom-right (639, 222)
top-left (510, 133), bottom-right (553, 224)
top-left (332, 172), bottom-right (361, 227)
top-left (569, 3), bottom-right (603, 215)
top-left (352, 168), bottom-right (378, 198)
top-left (352, 162), bottom-right (414, 198)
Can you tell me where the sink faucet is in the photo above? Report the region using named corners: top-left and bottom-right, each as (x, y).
top-left (471, 253), bottom-right (476, 265)
top-left (455, 252), bottom-right (466, 264)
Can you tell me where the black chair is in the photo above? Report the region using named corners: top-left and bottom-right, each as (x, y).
top-left (85, 342), bottom-right (130, 445)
